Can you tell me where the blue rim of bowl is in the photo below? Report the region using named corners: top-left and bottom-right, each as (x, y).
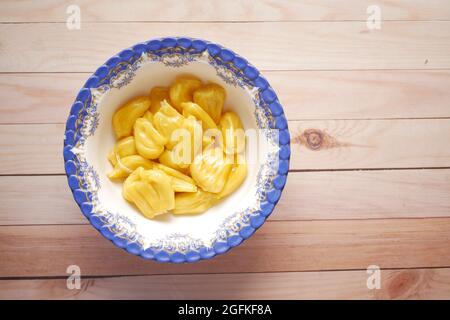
top-left (63, 37), bottom-right (290, 263)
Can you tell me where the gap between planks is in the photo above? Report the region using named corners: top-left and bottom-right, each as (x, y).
top-left (1, 119), bottom-right (450, 174)
top-left (2, 70), bottom-right (450, 124)
top-left (2, 218), bottom-right (450, 278)
top-left (4, 264), bottom-right (450, 280)
top-left (1, 21), bottom-right (450, 72)
top-left (1, 169), bottom-right (450, 225)
top-left (2, 267), bottom-right (450, 299)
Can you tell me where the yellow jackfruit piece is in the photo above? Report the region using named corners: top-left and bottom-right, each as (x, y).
top-left (143, 111), bottom-right (154, 122)
top-left (134, 117), bottom-right (167, 159)
top-left (220, 111), bottom-right (245, 155)
top-left (169, 76), bottom-right (202, 112)
top-left (158, 148), bottom-right (190, 173)
top-left (107, 155), bottom-right (154, 180)
top-left (149, 87), bottom-right (169, 114)
top-left (171, 116), bottom-right (203, 160)
top-left (181, 102), bottom-right (217, 131)
top-left (107, 136), bottom-right (137, 166)
top-left (190, 147), bottom-right (232, 193)
top-left (154, 163), bottom-right (197, 193)
top-left (112, 96), bottom-right (150, 139)
top-left (218, 162), bottom-right (248, 199)
top-left (172, 189), bottom-right (218, 215)
top-left (123, 167), bottom-right (175, 218)
top-left (193, 83), bottom-right (226, 124)
top-left (153, 100), bottom-right (184, 149)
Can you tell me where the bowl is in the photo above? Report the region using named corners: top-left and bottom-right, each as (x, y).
top-left (63, 37), bottom-right (290, 263)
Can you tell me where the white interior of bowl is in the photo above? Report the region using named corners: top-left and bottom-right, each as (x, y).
top-left (84, 60), bottom-right (271, 248)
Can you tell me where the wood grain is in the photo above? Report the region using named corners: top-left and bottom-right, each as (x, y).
top-left (1, 119), bottom-right (449, 174)
top-left (2, 169), bottom-right (450, 225)
top-left (1, 0), bottom-right (449, 22)
top-left (1, 21), bottom-right (450, 72)
top-left (1, 218), bottom-right (450, 277)
top-left (1, 268), bottom-right (450, 300)
top-left (0, 73), bottom-right (85, 124)
top-left (268, 70), bottom-right (450, 120)
top-left (2, 70), bottom-right (450, 124)
top-left (0, 124), bottom-right (64, 175)
top-left (1, 0), bottom-right (450, 300)
top-left (0, 175), bottom-right (78, 225)
top-left (290, 119), bottom-right (450, 170)
top-left (277, 169), bottom-right (450, 220)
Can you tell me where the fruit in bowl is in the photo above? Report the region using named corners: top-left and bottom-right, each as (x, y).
top-left (108, 75), bottom-right (248, 219)
top-left (64, 37), bottom-right (290, 263)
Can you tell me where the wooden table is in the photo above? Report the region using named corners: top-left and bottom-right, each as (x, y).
top-left (1, 0), bottom-right (450, 300)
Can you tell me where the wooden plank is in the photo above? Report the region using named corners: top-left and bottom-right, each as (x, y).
top-left (267, 70), bottom-right (450, 120)
top-left (0, 124), bottom-right (64, 175)
top-left (1, 0), bottom-right (449, 22)
top-left (0, 175), bottom-right (79, 225)
top-left (1, 119), bottom-right (449, 174)
top-left (1, 268), bottom-right (450, 299)
top-left (277, 169), bottom-right (450, 220)
top-left (1, 218), bottom-right (450, 277)
top-left (290, 119), bottom-right (450, 170)
top-left (0, 73), bottom-right (84, 124)
top-left (2, 169), bottom-right (450, 225)
top-left (1, 21), bottom-right (450, 72)
top-left (2, 70), bottom-right (450, 124)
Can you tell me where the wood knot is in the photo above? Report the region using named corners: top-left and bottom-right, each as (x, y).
top-left (384, 270), bottom-right (422, 299)
top-left (293, 128), bottom-right (345, 151)
top-left (303, 129), bottom-right (323, 150)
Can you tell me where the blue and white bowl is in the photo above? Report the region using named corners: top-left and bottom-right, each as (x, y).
top-left (64, 37), bottom-right (290, 263)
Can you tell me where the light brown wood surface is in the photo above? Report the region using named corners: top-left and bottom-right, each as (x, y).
top-left (2, 0), bottom-right (450, 22)
top-left (0, 0), bottom-right (449, 300)
top-left (1, 268), bottom-right (450, 300)
top-left (1, 169), bottom-right (450, 225)
top-left (2, 218), bottom-right (450, 278)
top-left (1, 119), bottom-right (449, 174)
top-left (1, 21), bottom-right (450, 72)
top-left (2, 71), bottom-right (450, 124)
